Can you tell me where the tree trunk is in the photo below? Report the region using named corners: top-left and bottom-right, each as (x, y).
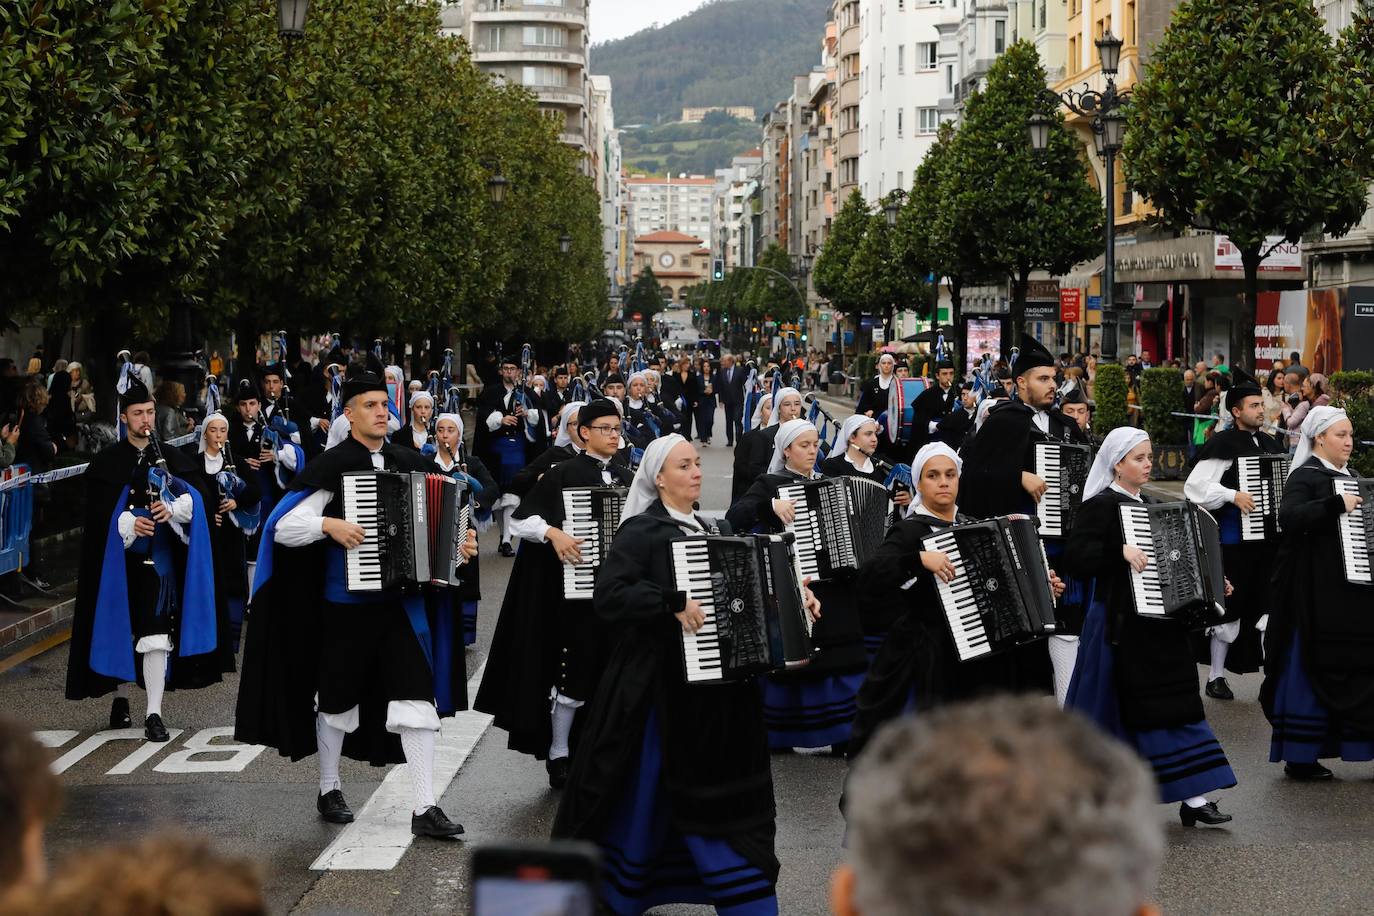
top-left (949, 277), bottom-right (964, 372)
top-left (1239, 246), bottom-right (1262, 373)
top-left (1010, 268), bottom-right (1030, 346)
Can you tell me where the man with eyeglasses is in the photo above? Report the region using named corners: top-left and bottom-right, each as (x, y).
top-left (474, 399), bottom-right (635, 789)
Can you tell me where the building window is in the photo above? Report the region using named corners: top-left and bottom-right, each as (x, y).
top-left (945, 64), bottom-right (954, 93)
top-left (896, 171), bottom-right (904, 190)
top-left (521, 65), bottom-right (568, 87)
top-left (483, 26), bottom-right (510, 50)
top-left (995, 20), bottom-right (1006, 54)
top-left (919, 42), bottom-right (938, 70)
top-left (897, 45), bottom-right (905, 74)
top-left (523, 25), bottom-right (566, 47)
top-left (1039, 0), bottom-right (1046, 30)
top-left (896, 108), bottom-right (903, 138)
top-left (918, 107), bottom-right (939, 134)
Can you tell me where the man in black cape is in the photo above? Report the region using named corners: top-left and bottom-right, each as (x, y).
top-left (958, 334), bottom-right (1090, 694)
top-left (234, 371), bottom-right (471, 838)
top-left (908, 360), bottom-right (960, 454)
top-left (1184, 367), bottom-right (1287, 698)
top-left (473, 355), bottom-right (543, 557)
top-left (66, 379), bottom-right (224, 742)
top-left (474, 399), bottom-right (634, 788)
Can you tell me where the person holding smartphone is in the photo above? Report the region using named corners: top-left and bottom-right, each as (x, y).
top-left (554, 434), bottom-right (820, 915)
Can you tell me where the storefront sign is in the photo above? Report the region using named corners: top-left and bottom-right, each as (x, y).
top-left (1087, 295), bottom-right (1102, 311)
top-left (1215, 235), bottom-right (1302, 272)
top-left (1024, 303), bottom-right (1059, 321)
top-left (1059, 289), bottom-right (1082, 322)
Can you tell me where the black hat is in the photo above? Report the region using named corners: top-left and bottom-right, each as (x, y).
top-left (577, 399), bottom-right (620, 428)
top-left (553, 364), bottom-right (570, 377)
top-left (1225, 366), bottom-right (1263, 413)
top-left (602, 372), bottom-right (626, 387)
top-left (499, 355), bottom-right (519, 368)
top-left (260, 362), bottom-right (286, 381)
top-left (364, 352), bottom-right (386, 377)
top-left (340, 372), bottom-right (387, 407)
top-left (935, 359), bottom-right (955, 371)
top-left (325, 346), bottom-right (346, 368)
top-left (118, 378), bottom-right (153, 411)
top-left (1061, 388), bottom-right (1089, 406)
top-left (235, 379), bottom-right (259, 402)
top-left (1011, 334), bottom-right (1056, 377)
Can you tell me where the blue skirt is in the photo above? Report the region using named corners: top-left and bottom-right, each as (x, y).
top-left (1067, 602), bottom-right (1237, 803)
top-left (462, 599), bottom-right (478, 647)
top-left (490, 435), bottom-right (526, 489)
top-left (599, 710), bottom-right (778, 916)
top-left (760, 670), bottom-right (866, 750)
top-left (1268, 634), bottom-right (1374, 764)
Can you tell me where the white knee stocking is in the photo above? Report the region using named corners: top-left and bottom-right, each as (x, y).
top-left (316, 713), bottom-right (346, 794)
top-left (400, 726), bottom-right (438, 816)
top-left (142, 649), bottom-right (168, 718)
top-left (1047, 637), bottom-right (1079, 709)
top-left (1209, 636), bottom-right (1230, 682)
top-left (549, 690), bottom-right (583, 761)
top-left (500, 505), bottom-right (517, 545)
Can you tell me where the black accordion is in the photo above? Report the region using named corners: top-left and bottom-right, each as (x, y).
top-left (777, 476), bottom-right (890, 580)
top-left (670, 534), bottom-right (812, 684)
top-left (1237, 454), bottom-right (1291, 541)
top-left (562, 487), bottom-right (628, 599)
top-left (1118, 501), bottom-right (1227, 628)
top-left (1334, 477), bottom-right (1374, 585)
top-left (1035, 442), bottom-right (1091, 538)
top-left (920, 517), bottom-right (1057, 662)
top-left (341, 471), bottom-right (470, 593)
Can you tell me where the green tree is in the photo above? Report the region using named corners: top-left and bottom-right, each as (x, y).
top-left (626, 267), bottom-right (666, 337)
top-left (1124, 0), bottom-right (1369, 368)
top-left (742, 243), bottom-right (803, 329)
top-left (852, 197), bottom-right (932, 345)
top-left (957, 41), bottom-right (1103, 340)
top-left (813, 189), bottom-right (871, 358)
top-left (1334, 6), bottom-right (1374, 177)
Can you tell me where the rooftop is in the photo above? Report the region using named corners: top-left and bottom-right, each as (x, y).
top-left (635, 230), bottom-right (706, 244)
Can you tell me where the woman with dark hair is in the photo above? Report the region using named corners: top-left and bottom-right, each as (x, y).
top-left (694, 357), bottom-right (717, 445)
top-left (42, 369), bottom-right (76, 452)
top-left (1285, 373), bottom-right (1331, 443)
top-left (14, 378), bottom-right (56, 472)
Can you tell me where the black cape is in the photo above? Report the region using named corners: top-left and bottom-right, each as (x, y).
top-left (193, 452), bottom-right (262, 656)
top-left (959, 399), bottom-right (1088, 520)
top-left (909, 384), bottom-right (958, 451)
top-left (233, 437), bottom-right (443, 765)
top-left (552, 502), bottom-right (777, 882)
top-left (730, 424), bottom-right (778, 505)
top-left (66, 440), bottom-right (227, 701)
top-left (473, 452), bottom-right (635, 758)
top-left (1261, 460), bottom-right (1374, 733)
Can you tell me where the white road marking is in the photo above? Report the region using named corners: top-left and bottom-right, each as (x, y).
top-left (34, 730), bottom-right (78, 749)
top-left (50, 728), bottom-right (184, 775)
top-left (154, 727), bottom-right (266, 773)
top-left (310, 658), bottom-right (493, 871)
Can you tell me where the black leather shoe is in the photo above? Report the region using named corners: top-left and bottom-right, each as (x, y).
top-left (411, 805), bottom-right (464, 838)
top-left (1179, 801), bottom-right (1232, 827)
top-left (143, 713), bottom-right (169, 742)
top-left (110, 697), bottom-right (132, 729)
top-left (317, 789), bottom-right (354, 824)
top-left (498, 542), bottom-right (515, 558)
top-left (546, 756), bottom-right (571, 790)
top-left (1285, 762), bottom-right (1334, 781)
top-left (1205, 677), bottom-right (1235, 700)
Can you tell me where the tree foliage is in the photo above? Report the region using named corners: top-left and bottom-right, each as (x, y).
top-left (742, 244), bottom-right (803, 322)
top-left (813, 190), bottom-right (871, 318)
top-left (850, 202), bottom-right (932, 340)
top-left (1124, 0), bottom-right (1369, 366)
top-left (955, 41), bottom-right (1103, 337)
top-left (1093, 363), bottom-right (1130, 434)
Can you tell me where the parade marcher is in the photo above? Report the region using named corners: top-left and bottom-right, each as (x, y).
top-left (507, 401), bottom-right (586, 500)
top-left (1184, 368), bottom-right (1287, 699)
top-left (729, 387), bottom-right (804, 507)
top-left (621, 372), bottom-right (662, 450)
top-left (194, 414), bottom-right (261, 654)
top-left (1262, 407), bottom-right (1372, 782)
top-left (474, 400), bottom-right (635, 788)
top-left (1063, 428), bottom-right (1236, 827)
top-left (234, 372), bottom-right (474, 837)
top-left (553, 434), bottom-right (820, 915)
top-left (395, 390), bottom-right (435, 452)
top-left (908, 361), bottom-right (959, 452)
top-left (434, 411), bottom-right (498, 649)
top-left (856, 354), bottom-right (897, 419)
top-left (1060, 388), bottom-right (1093, 441)
top-left (473, 356), bottom-right (544, 557)
top-left (726, 419), bottom-right (862, 753)
top-left (66, 379), bottom-right (223, 742)
top-left (543, 366), bottom-right (576, 428)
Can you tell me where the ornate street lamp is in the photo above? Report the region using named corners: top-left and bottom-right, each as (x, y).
top-left (1027, 30), bottom-right (1131, 362)
top-left (486, 173), bottom-right (510, 206)
top-left (277, 0), bottom-right (309, 39)
top-left (883, 188), bottom-right (907, 228)
top-left (559, 233), bottom-right (573, 255)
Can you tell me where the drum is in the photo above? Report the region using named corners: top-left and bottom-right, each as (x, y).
top-left (886, 378), bottom-right (928, 443)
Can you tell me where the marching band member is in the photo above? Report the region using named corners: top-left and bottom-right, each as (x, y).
top-left (727, 419), bottom-right (863, 754)
top-left (1063, 428), bottom-right (1236, 827)
top-left (1184, 368), bottom-right (1286, 699)
top-left (474, 400), bottom-right (635, 788)
top-left (731, 388), bottom-right (804, 507)
top-left (195, 413), bottom-right (261, 655)
top-left (474, 356), bottom-right (543, 557)
top-left (235, 372), bottom-right (474, 838)
top-left (1262, 407), bottom-right (1371, 781)
top-left (66, 379), bottom-right (222, 742)
top-left (731, 392), bottom-right (774, 504)
top-left (433, 412), bottom-right (498, 649)
top-left (553, 434), bottom-right (820, 915)
top-left (396, 391), bottom-right (435, 452)
top-left (907, 360), bottom-right (959, 453)
top-left (622, 372), bottom-right (660, 449)
top-left (508, 401), bottom-right (586, 501)
top-left (856, 353), bottom-right (897, 419)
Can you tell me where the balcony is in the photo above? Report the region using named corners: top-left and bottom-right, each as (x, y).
top-left (528, 86), bottom-right (586, 108)
top-left (470, 0), bottom-right (587, 25)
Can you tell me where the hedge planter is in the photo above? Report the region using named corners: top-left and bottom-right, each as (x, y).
top-left (1151, 444), bottom-right (1188, 480)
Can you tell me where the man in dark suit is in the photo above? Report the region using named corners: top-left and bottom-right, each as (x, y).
top-left (1181, 368), bottom-right (1198, 415)
top-left (718, 353), bottom-right (748, 446)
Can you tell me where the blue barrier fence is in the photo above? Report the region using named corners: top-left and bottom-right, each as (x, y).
top-left (0, 465), bottom-right (33, 576)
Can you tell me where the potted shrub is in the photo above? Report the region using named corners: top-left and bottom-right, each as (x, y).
top-left (1330, 370), bottom-right (1374, 477)
top-left (1140, 367), bottom-right (1188, 479)
top-left (1093, 363), bottom-right (1130, 437)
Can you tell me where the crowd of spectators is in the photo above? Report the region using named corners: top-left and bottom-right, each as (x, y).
top-left (0, 349), bottom-right (115, 473)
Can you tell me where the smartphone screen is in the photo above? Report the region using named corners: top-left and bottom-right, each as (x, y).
top-left (471, 843), bottom-right (599, 916)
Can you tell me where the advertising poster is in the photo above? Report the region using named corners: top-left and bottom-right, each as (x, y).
top-left (1254, 288), bottom-right (1374, 374)
top-left (964, 318), bottom-right (1003, 378)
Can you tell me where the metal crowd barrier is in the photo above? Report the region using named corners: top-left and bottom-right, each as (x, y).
top-left (0, 428), bottom-right (200, 576)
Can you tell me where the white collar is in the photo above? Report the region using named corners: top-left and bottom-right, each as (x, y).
top-left (1109, 482), bottom-right (1144, 502)
top-left (664, 504), bottom-right (705, 533)
top-left (436, 456), bottom-right (458, 472)
top-left (628, 398), bottom-right (644, 409)
top-left (877, 374), bottom-right (893, 390)
top-left (844, 451), bottom-right (874, 474)
top-left (1317, 455), bottom-right (1352, 476)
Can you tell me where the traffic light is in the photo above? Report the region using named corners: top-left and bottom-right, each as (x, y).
top-left (712, 259), bottom-right (725, 282)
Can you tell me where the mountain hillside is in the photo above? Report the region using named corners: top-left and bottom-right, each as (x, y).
top-left (592, 0), bottom-right (830, 127)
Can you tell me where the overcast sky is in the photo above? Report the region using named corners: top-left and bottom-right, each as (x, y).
top-left (590, 0), bottom-right (710, 44)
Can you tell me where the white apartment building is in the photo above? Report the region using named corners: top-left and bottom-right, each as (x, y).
top-left (443, 0), bottom-right (591, 152)
top-left (858, 0), bottom-right (951, 201)
top-left (936, 0), bottom-right (1012, 122)
top-left (712, 151), bottom-right (764, 269)
top-left (588, 75), bottom-right (626, 295)
top-left (627, 175), bottom-right (716, 249)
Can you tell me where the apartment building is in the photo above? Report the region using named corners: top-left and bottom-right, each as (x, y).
top-left (626, 175), bottom-right (716, 247)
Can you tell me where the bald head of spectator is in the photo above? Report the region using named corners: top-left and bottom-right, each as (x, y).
top-left (834, 697), bottom-right (1163, 916)
top-left (0, 717), bottom-right (62, 898)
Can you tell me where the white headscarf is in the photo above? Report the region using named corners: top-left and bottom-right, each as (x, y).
top-left (909, 442), bottom-right (963, 514)
top-left (974, 397), bottom-right (999, 432)
top-left (327, 414), bottom-right (352, 450)
top-left (768, 418), bottom-right (818, 475)
top-left (621, 433), bottom-right (688, 525)
top-left (1291, 405), bottom-right (1350, 477)
top-left (1083, 427), bottom-right (1150, 502)
top-left (627, 370), bottom-right (649, 394)
top-left (876, 354), bottom-right (896, 390)
top-left (838, 415), bottom-right (879, 455)
top-left (434, 412), bottom-right (464, 466)
top-left (750, 393), bottom-right (774, 430)
top-left (409, 391), bottom-right (434, 415)
top-left (554, 401), bottom-right (587, 449)
top-left (765, 387), bottom-right (802, 428)
top-left (198, 412), bottom-right (228, 454)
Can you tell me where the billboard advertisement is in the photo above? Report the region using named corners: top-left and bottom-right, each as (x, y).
top-left (964, 318), bottom-right (1004, 379)
top-left (1254, 287), bottom-right (1374, 374)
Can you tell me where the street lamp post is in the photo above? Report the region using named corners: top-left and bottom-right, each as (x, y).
top-left (277, 0), bottom-right (309, 39)
top-left (559, 233), bottom-right (573, 255)
top-left (1027, 30), bottom-right (1129, 363)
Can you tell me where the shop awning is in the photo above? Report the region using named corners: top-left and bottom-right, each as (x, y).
top-left (1133, 300), bottom-right (1166, 322)
top-left (1059, 255), bottom-right (1104, 290)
